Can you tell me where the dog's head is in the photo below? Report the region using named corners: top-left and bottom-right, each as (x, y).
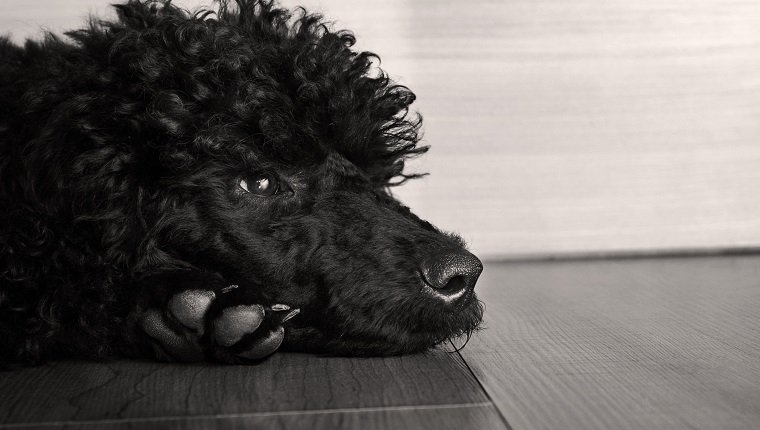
top-left (76, 0), bottom-right (483, 355)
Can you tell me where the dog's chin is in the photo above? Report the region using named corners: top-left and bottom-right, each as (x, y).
top-left (431, 295), bottom-right (485, 349)
top-left (282, 295), bottom-right (484, 356)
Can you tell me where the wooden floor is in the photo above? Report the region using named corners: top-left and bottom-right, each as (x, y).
top-left (1, 255), bottom-right (759, 429)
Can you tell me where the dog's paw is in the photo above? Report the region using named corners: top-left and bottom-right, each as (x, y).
top-left (138, 286), bottom-right (299, 363)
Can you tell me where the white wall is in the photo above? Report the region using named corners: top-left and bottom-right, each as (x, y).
top-left (4, 0), bottom-right (760, 259)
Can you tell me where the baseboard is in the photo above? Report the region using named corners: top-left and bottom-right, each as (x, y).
top-left (482, 246), bottom-right (760, 263)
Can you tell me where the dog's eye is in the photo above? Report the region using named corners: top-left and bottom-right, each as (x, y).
top-left (239, 172), bottom-right (279, 196)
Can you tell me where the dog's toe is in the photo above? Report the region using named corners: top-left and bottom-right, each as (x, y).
top-left (211, 305), bottom-right (299, 362)
top-left (236, 326), bottom-right (285, 360)
top-left (213, 304), bottom-right (265, 347)
top-left (139, 308), bottom-right (204, 362)
top-left (168, 289), bottom-right (215, 333)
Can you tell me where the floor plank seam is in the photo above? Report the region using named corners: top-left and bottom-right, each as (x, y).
top-left (0, 402), bottom-right (493, 428)
top-left (452, 341), bottom-right (513, 430)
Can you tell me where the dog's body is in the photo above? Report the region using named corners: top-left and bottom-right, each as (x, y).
top-left (0, 0), bottom-right (483, 365)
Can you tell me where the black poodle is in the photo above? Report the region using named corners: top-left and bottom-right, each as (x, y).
top-left (0, 0), bottom-right (483, 365)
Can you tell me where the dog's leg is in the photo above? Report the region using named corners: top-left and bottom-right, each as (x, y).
top-left (133, 271), bottom-right (299, 363)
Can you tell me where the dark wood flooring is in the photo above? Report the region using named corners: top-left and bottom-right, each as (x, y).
top-left (2, 256), bottom-right (759, 429)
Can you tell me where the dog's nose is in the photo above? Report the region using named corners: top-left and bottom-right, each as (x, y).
top-left (420, 250), bottom-right (483, 303)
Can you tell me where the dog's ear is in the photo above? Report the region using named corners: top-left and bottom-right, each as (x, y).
top-left (131, 187), bottom-right (199, 275)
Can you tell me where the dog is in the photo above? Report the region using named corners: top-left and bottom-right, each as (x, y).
top-left (0, 0), bottom-right (483, 365)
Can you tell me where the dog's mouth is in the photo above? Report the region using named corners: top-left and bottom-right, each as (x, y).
top-left (280, 274), bottom-right (484, 356)
top-left (275, 248), bottom-right (484, 356)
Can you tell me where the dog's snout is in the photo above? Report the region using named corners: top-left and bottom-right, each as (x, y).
top-left (421, 250), bottom-right (483, 302)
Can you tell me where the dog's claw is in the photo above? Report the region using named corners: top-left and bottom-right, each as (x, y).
top-left (281, 308), bottom-right (300, 323)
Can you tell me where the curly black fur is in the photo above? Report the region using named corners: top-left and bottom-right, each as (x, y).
top-left (0, 0), bottom-right (483, 365)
